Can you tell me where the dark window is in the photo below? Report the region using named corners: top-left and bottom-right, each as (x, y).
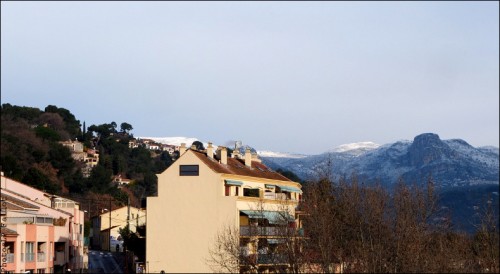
top-left (180, 165), bottom-right (199, 176)
top-left (225, 185), bottom-right (230, 196)
top-left (243, 188), bottom-right (260, 198)
top-left (235, 187), bottom-right (239, 196)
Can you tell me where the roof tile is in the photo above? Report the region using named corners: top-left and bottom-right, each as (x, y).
top-left (191, 150), bottom-right (293, 182)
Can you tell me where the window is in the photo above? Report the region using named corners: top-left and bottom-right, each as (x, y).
top-left (243, 188), bottom-right (260, 198)
top-left (235, 187), bottom-right (239, 196)
top-left (179, 165), bottom-right (199, 176)
top-left (225, 185), bottom-right (230, 196)
top-left (26, 242), bottom-right (35, 262)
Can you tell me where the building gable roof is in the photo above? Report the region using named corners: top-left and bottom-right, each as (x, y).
top-left (1, 227), bottom-right (19, 236)
top-left (190, 149), bottom-right (293, 182)
top-left (1, 193), bottom-right (40, 210)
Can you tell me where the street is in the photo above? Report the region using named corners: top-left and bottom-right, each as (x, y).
top-left (88, 250), bottom-right (124, 273)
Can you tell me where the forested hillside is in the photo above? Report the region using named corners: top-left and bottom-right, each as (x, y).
top-left (0, 103), bottom-right (173, 209)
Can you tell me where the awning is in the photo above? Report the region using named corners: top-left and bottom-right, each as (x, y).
top-left (225, 180), bottom-right (243, 186)
top-left (278, 185), bottom-right (302, 193)
top-left (265, 184), bottom-right (276, 189)
top-left (240, 210), bottom-right (295, 224)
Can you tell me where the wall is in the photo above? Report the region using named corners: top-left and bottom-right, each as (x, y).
top-left (147, 150), bottom-right (238, 273)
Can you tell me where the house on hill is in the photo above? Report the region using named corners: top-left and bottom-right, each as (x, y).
top-left (146, 142), bottom-right (303, 273)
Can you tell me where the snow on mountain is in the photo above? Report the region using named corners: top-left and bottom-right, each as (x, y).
top-left (257, 150), bottom-right (308, 159)
top-left (140, 136), bottom-right (199, 146)
top-left (445, 139), bottom-right (499, 170)
top-left (260, 134), bottom-right (499, 189)
top-left (478, 146), bottom-right (500, 155)
top-left (328, 141), bottom-right (381, 156)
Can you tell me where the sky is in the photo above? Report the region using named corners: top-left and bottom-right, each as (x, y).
top-left (1, 2), bottom-right (498, 154)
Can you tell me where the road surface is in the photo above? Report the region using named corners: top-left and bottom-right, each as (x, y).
top-left (88, 250), bottom-right (124, 273)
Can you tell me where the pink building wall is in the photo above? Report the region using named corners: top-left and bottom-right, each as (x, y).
top-left (1, 175), bottom-right (87, 272)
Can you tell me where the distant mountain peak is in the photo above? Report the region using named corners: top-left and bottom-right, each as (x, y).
top-left (407, 133), bottom-right (456, 166)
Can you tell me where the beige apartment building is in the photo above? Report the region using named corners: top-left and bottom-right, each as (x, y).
top-left (90, 205), bottom-right (146, 251)
top-left (146, 143), bottom-right (303, 273)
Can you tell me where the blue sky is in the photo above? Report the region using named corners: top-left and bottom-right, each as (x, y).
top-left (1, 2), bottom-right (498, 154)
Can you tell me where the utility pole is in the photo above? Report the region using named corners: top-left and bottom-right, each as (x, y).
top-left (109, 199), bottom-right (112, 252)
top-left (127, 197), bottom-right (130, 229)
top-left (126, 197), bottom-right (130, 271)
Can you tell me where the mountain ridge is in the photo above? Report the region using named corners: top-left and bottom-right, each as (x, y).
top-left (260, 133), bottom-right (499, 189)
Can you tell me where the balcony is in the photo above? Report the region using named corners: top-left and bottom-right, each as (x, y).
top-left (3, 216), bottom-right (53, 225)
top-left (25, 253), bottom-right (35, 262)
top-left (37, 252), bottom-right (46, 262)
top-left (5, 253), bottom-right (14, 263)
top-left (263, 192), bottom-right (300, 202)
top-left (240, 226), bottom-right (297, 237)
top-left (240, 254), bottom-right (289, 265)
top-left (54, 251), bottom-right (65, 266)
top-left (257, 254), bottom-right (288, 265)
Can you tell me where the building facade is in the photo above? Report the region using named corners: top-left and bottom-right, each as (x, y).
top-left (90, 206), bottom-right (146, 251)
top-left (146, 143), bottom-right (303, 273)
top-left (0, 175), bottom-right (87, 273)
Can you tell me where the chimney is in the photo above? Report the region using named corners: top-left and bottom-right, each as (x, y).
top-left (245, 148), bottom-right (252, 167)
top-left (207, 142), bottom-right (213, 159)
top-left (231, 148), bottom-right (240, 159)
top-left (179, 143), bottom-right (186, 155)
top-left (251, 152), bottom-right (262, 163)
top-left (217, 147), bottom-right (228, 165)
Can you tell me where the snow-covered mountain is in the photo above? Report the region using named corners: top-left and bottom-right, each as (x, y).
top-left (328, 141), bottom-right (381, 155)
top-left (261, 133), bottom-right (499, 189)
top-left (140, 134), bottom-right (498, 189)
top-left (140, 136), bottom-right (221, 151)
top-left (140, 136), bottom-right (200, 146)
top-left (257, 151), bottom-right (308, 159)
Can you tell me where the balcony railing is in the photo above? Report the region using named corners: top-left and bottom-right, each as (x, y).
top-left (54, 251), bottom-right (65, 266)
top-left (240, 226), bottom-right (298, 236)
top-left (25, 253), bottom-right (35, 262)
top-left (5, 253), bottom-right (14, 263)
top-left (257, 254), bottom-right (288, 265)
top-left (3, 216), bottom-right (53, 225)
top-left (240, 253), bottom-right (289, 265)
top-left (263, 192), bottom-right (299, 202)
top-left (37, 252), bottom-right (46, 262)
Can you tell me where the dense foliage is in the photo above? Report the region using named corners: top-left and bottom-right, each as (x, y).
top-left (0, 103), bottom-right (173, 209)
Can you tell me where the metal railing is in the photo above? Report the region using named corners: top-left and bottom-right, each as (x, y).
top-left (4, 216), bottom-right (53, 225)
top-left (5, 253), bottom-right (14, 263)
top-left (263, 193), bottom-right (299, 201)
top-left (257, 254), bottom-right (288, 265)
top-left (25, 253), bottom-right (35, 262)
top-left (54, 251), bottom-right (65, 265)
top-left (240, 226), bottom-right (297, 236)
top-left (37, 252), bottom-right (46, 262)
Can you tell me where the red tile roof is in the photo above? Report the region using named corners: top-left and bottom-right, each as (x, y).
top-left (1, 227), bottom-right (18, 236)
top-left (190, 150), bottom-right (294, 182)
